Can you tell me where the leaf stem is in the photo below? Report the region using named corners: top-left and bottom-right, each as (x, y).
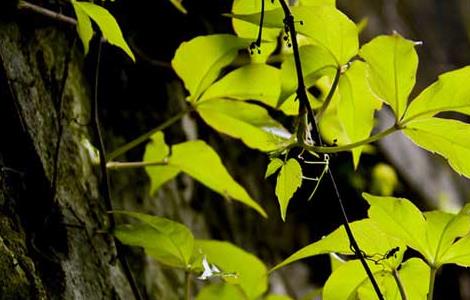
top-left (304, 125), bottom-right (400, 153)
top-left (185, 270), bottom-right (192, 300)
top-left (428, 267), bottom-right (437, 300)
top-left (392, 269), bottom-right (408, 300)
top-left (106, 109), bottom-right (189, 161)
top-left (316, 66), bottom-right (341, 120)
top-left (107, 160), bottom-right (168, 170)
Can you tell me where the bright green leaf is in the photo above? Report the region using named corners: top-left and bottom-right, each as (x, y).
top-left (195, 240), bottom-right (268, 299)
top-left (265, 158), bottom-right (284, 178)
top-left (113, 211), bottom-right (194, 268)
top-left (171, 140), bottom-right (267, 217)
top-left (403, 66), bottom-right (470, 122)
top-left (144, 132), bottom-right (180, 194)
top-left (168, 0), bottom-right (187, 14)
top-left (71, 1), bottom-right (93, 54)
top-left (362, 193), bottom-right (430, 258)
top-left (271, 219), bottom-right (405, 272)
top-left (439, 234), bottom-right (470, 266)
top-left (232, 6), bottom-right (358, 65)
top-left (200, 64), bottom-right (281, 107)
top-left (338, 61), bottom-right (382, 168)
top-left (275, 158), bottom-right (302, 221)
top-left (359, 34), bottom-right (418, 119)
top-left (172, 34), bottom-right (249, 101)
top-left (404, 117), bottom-right (470, 179)
top-left (73, 1), bottom-right (135, 61)
top-left (323, 260), bottom-right (383, 300)
top-left (196, 283), bottom-right (245, 300)
top-left (197, 99), bottom-right (290, 152)
top-left (265, 294), bottom-right (294, 300)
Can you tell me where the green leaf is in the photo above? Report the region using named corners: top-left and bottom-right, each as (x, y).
top-left (71, 1), bottom-right (93, 54)
top-left (168, 0), bottom-right (187, 14)
top-left (113, 211), bottom-right (194, 268)
top-left (323, 260), bottom-right (383, 300)
top-left (275, 158), bottom-right (302, 221)
top-left (265, 158), bottom-right (284, 178)
top-left (403, 66), bottom-right (470, 122)
top-left (196, 283), bottom-right (245, 300)
top-left (439, 235), bottom-right (470, 266)
top-left (265, 295), bottom-right (294, 300)
top-left (197, 99), bottom-right (290, 152)
top-left (271, 219), bottom-right (405, 272)
top-left (72, 1), bottom-right (135, 61)
top-left (172, 34), bottom-right (249, 101)
top-left (231, 0), bottom-right (281, 41)
top-left (363, 193), bottom-right (430, 259)
top-left (403, 117), bottom-right (470, 178)
top-left (338, 61), bottom-right (382, 168)
top-left (144, 132), bottom-right (180, 194)
top-left (171, 140), bottom-right (267, 217)
top-left (357, 258), bottom-right (430, 300)
top-left (195, 240), bottom-right (268, 299)
top-left (200, 64), bottom-right (281, 107)
top-left (359, 34), bottom-right (418, 119)
top-left (232, 6), bottom-right (358, 65)
top-left (280, 45), bottom-right (336, 102)
top-left (424, 208), bottom-right (470, 265)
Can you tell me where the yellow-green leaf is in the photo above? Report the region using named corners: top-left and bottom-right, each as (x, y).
top-left (195, 240), bottom-right (268, 299)
top-left (275, 158), bottom-right (302, 221)
top-left (113, 211), bottom-right (194, 268)
top-left (172, 140), bottom-right (267, 217)
top-left (71, 1), bottom-right (93, 54)
top-left (172, 34), bottom-right (249, 101)
top-left (363, 193), bottom-right (430, 258)
top-left (197, 99), bottom-right (290, 152)
top-left (200, 64), bottom-right (281, 107)
top-left (169, 0), bottom-right (187, 14)
top-left (73, 1), bottom-right (135, 61)
top-left (403, 66), bottom-right (470, 122)
top-left (338, 61), bottom-right (382, 168)
top-left (271, 219), bottom-right (405, 272)
top-left (359, 34), bottom-right (418, 119)
top-left (196, 283), bottom-right (245, 300)
top-left (404, 117), bottom-right (470, 178)
top-left (265, 158), bottom-right (284, 178)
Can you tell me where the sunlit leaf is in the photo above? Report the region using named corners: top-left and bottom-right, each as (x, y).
top-left (231, 6), bottom-right (358, 65)
top-left (113, 211), bottom-right (193, 268)
top-left (403, 66), bottom-right (470, 122)
top-left (171, 140), bottom-right (267, 217)
top-left (362, 193), bottom-right (430, 258)
top-left (271, 219), bottom-right (405, 272)
top-left (338, 61), bottom-right (382, 168)
top-left (323, 260), bottom-right (383, 300)
top-left (200, 64), bottom-right (281, 107)
top-left (196, 283), bottom-right (245, 300)
top-left (144, 132), bottom-right (180, 194)
top-left (195, 240), bottom-right (268, 299)
top-left (73, 1), bottom-right (135, 61)
top-left (275, 158), bottom-right (302, 221)
top-left (172, 34), bottom-right (249, 101)
top-left (71, 1), bottom-right (93, 54)
top-left (265, 158), bottom-right (284, 178)
top-left (265, 294), bottom-right (294, 300)
top-left (197, 99), bottom-right (290, 152)
top-left (144, 135), bottom-right (267, 216)
top-left (404, 117), bottom-right (470, 179)
top-left (168, 0), bottom-right (187, 14)
top-left (439, 234), bottom-right (470, 266)
top-left (359, 34), bottom-right (418, 119)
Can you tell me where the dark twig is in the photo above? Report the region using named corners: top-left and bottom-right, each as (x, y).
top-left (91, 39), bottom-right (143, 300)
top-left (18, 1), bottom-right (77, 26)
top-left (276, 1), bottom-right (384, 298)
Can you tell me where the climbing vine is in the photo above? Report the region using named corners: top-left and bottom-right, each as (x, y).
top-left (17, 0), bottom-right (470, 299)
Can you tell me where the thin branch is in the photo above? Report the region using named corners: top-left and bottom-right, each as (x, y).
top-left (392, 269), bottom-right (408, 300)
top-left (18, 1), bottom-right (77, 26)
top-left (91, 39), bottom-right (143, 300)
top-left (428, 267), bottom-right (437, 300)
top-left (304, 126), bottom-right (400, 154)
top-left (107, 160), bottom-right (168, 170)
top-left (316, 66), bottom-right (341, 120)
top-left (276, 1), bottom-right (384, 299)
top-left (106, 109), bottom-right (189, 161)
